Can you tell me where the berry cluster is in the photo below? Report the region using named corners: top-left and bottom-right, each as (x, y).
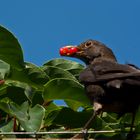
top-left (59, 46), bottom-right (78, 56)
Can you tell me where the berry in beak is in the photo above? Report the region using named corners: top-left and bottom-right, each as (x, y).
top-left (59, 46), bottom-right (79, 56)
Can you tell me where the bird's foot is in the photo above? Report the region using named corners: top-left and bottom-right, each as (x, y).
top-left (126, 131), bottom-right (136, 140)
top-left (81, 129), bottom-right (89, 140)
top-left (71, 129), bottom-right (89, 140)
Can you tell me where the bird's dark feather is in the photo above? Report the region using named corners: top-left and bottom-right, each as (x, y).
top-left (80, 60), bottom-right (140, 84)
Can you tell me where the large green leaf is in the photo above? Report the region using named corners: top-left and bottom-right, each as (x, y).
top-left (0, 26), bottom-right (24, 69)
top-left (44, 58), bottom-right (84, 70)
top-left (43, 78), bottom-right (90, 107)
top-left (24, 62), bottom-right (49, 85)
top-left (43, 59), bottom-right (84, 80)
top-left (42, 66), bottom-right (77, 81)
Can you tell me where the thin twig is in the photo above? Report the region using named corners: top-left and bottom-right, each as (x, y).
top-left (0, 130), bottom-right (121, 135)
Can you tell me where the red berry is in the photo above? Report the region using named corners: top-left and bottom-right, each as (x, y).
top-left (59, 48), bottom-right (65, 55)
top-left (59, 46), bottom-right (78, 56)
top-left (69, 47), bottom-right (78, 54)
top-left (59, 47), bottom-right (69, 55)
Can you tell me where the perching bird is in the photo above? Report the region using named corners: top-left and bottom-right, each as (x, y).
top-left (59, 40), bottom-right (140, 139)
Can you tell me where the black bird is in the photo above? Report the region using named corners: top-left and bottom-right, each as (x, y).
top-left (59, 40), bottom-right (140, 138)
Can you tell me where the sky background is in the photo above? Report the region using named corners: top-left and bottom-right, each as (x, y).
top-left (0, 1), bottom-right (140, 67)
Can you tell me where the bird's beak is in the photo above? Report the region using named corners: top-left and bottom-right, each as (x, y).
top-left (59, 45), bottom-right (80, 56)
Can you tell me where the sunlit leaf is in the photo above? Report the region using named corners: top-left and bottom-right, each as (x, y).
top-left (0, 84), bottom-right (8, 96)
top-left (64, 99), bottom-right (85, 111)
top-left (42, 66), bottom-right (77, 81)
top-left (43, 78), bottom-right (90, 107)
top-left (0, 101), bottom-right (45, 132)
top-left (19, 102), bottom-right (45, 132)
top-left (44, 58), bottom-right (84, 70)
top-left (0, 26), bottom-right (24, 69)
top-left (0, 60), bottom-right (10, 79)
top-left (24, 62), bottom-right (49, 85)
top-left (0, 120), bottom-right (14, 132)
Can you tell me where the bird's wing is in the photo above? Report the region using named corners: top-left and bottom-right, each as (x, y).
top-left (79, 61), bottom-right (140, 84)
top-left (79, 67), bottom-right (96, 83)
top-left (91, 61), bottom-right (140, 75)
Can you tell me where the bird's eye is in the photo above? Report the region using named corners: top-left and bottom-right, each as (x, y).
top-left (85, 41), bottom-right (92, 48)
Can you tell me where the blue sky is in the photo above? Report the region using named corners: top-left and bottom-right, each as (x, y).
top-left (0, 1), bottom-right (140, 66)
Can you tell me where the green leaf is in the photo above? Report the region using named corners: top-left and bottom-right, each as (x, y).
top-left (31, 91), bottom-right (44, 106)
top-left (44, 58), bottom-right (84, 70)
top-left (45, 103), bottom-right (61, 126)
top-left (0, 60), bottom-right (10, 79)
top-left (0, 25), bottom-right (24, 69)
top-left (8, 67), bottom-right (44, 90)
top-left (42, 66), bottom-right (77, 81)
top-left (0, 120), bottom-right (14, 132)
top-left (0, 84), bottom-right (8, 96)
top-left (45, 107), bottom-right (94, 128)
top-left (24, 62), bottom-right (49, 85)
top-left (19, 103), bottom-right (45, 132)
top-left (64, 99), bottom-right (85, 111)
top-left (0, 99), bottom-right (12, 114)
top-left (43, 58), bottom-right (84, 80)
top-left (43, 78), bottom-right (90, 107)
top-left (68, 68), bottom-right (84, 78)
top-left (5, 80), bottom-right (34, 103)
top-left (45, 102), bottom-right (61, 114)
top-left (0, 101), bottom-right (45, 132)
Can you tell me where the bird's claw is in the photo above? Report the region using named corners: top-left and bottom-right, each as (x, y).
top-left (81, 129), bottom-right (88, 140)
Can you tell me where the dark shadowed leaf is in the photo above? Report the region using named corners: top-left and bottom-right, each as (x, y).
top-left (45, 103), bottom-right (61, 126)
top-left (45, 107), bottom-right (92, 128)
top-left (31, 91), bottom-right (44, 106)
top-left (0, 26), bottom-right (24, 69)
top-left (5, 80), bottom-right (33, 103)
top-left (45, 107), bottom-right (108, 130)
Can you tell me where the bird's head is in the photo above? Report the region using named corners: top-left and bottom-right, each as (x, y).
top-left (59, 40), bottom-right (117, 65)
